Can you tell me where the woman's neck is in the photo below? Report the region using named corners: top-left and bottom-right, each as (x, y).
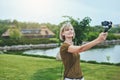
top-left (64, 38), bottom-right (73, 45)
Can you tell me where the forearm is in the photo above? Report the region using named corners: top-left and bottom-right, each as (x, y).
top-left (79, 38), bottom-right (101, 52)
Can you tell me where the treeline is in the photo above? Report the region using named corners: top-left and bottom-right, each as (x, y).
top-left (0, 19), bottom-right (59, 37)
top-left (86, 25), bottom-right (120, 41)
top-left (0, 17), bottom-right (120, 46)
top-left (0, 18), bottom-right (120, 38)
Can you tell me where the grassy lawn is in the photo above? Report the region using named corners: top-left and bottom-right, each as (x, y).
top-left (0, 54), bottom-right (120, 80)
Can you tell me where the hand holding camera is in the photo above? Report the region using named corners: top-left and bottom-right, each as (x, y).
top-left (97, 32), bottom-right (108, 42)
top-left (101, 21), bottom-right (112, 32)
top-left (96, 21), bottom-right (112, 42)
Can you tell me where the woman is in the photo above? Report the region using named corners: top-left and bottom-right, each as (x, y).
top-left (60, 23), bottom-right (108, 80)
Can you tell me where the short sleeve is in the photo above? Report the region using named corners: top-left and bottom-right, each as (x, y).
top-left (60, 43), bottom-right (70, 60)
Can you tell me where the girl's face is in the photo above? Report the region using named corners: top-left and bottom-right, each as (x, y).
top-left (63, 27), bottom-right (74, 39)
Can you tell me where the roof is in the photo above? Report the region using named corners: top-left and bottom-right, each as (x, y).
top-left (2, 29), bottom-right (10, 37)
top-left (40, 26), bottom-right (55, 36)
top-left (2, 25), bottom-right (55, 38)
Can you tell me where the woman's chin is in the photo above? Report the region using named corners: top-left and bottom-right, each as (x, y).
top-left (67, 36), bottom-right (73, 38)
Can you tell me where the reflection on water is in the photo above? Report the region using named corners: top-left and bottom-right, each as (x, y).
top-left (23, 45), bottom-right (120, 63)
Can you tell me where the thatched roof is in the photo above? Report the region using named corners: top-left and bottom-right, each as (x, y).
top-left (2, 25), bottom-right (55, 38)
top-left (1, 29), bottom-right (10, 37)
top-left (40, 26), bottom-right (55, 36)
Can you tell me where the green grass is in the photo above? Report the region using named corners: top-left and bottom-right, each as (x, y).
top-left (0, 54), bottom-right (120, 80)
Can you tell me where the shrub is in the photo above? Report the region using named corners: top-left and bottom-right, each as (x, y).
top-left (100, 62), bottom-right (114, 65)
top-left (107, 33), bottom-right (117, 40)
top-left (80, 60), bottom-right (87, 62)
top-left (87, 60), bottom-right (98, 64)
top-left (115, 63), bottom-right (120, 66)
top-left (0, 38), bottom-right (58, 46)
top-left (86, 32), bottom-right (99, 41)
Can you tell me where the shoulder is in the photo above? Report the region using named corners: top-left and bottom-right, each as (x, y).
top-left (60, 43), bottom-right (70, 52)
top-left (60, 43), bottom-right (70, 49)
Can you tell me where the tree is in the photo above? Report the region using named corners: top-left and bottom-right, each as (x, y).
top-left (9, 27), bottom-right (22, 40)
top-left (62, 16), bottom-right (92, 45)
top-left (0, 19), bottom-right (11, 37)
top-left (12, 19), bottom-right (19, 28)
top-left (0, 24), bottom-right (9, 37)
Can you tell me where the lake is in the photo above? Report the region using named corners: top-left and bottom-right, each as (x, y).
top-left (23, 45), bottom-right (120, 63)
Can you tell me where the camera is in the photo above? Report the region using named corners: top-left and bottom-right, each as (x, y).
top-left (101, 21), bottom-right (112, 26)
top-left (101, 21), bottom-right (112, 32)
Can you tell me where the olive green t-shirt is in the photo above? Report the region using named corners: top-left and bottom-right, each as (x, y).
top-left (60, 43), bottom-right (83, 78)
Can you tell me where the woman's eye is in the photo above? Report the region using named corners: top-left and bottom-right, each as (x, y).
top-left (65, 28), bottom-right (73, 31)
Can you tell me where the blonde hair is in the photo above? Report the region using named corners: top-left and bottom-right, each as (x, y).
top-left (59, 23), bottom-right (75, 41)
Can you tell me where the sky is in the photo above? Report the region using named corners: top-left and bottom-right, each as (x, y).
top-left (0, 0), bottom-right (120, 25)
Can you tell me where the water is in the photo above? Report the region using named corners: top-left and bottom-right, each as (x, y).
top-left (23, 45), bottom-right (120, 63)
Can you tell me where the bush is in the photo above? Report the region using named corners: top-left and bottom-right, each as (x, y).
top-left (100, 62), bottom-right (114, 65)
top-left (87, 60), bottom-right (98, 64)
top-left (107, 33), bottom-right (118, 40)
top-left (80, 60), bottom-right (87, 62)
top-left (86, 32), bottom-right (99, 41)
top-left (115, 63), bottom-right (120, 66)
top-left (86, 32), bottom-right (120, 41)
top-left (0, 38), bottom-right (58, 46)
top-left (115, 35), bottom-right (120, 39)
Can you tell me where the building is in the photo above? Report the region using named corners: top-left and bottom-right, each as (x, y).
top-left (2, 25), bottom-right (55, 38)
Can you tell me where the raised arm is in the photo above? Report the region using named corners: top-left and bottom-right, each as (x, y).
top-left (68, 32), bottom-right (108, 53)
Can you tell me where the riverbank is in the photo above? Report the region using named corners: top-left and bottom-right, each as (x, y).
top-left (0, 54), bottom-right (120, 80)
top-left (83, 39), bottom-right (120, 47)
top-left (1, 40), bottom-right (120, 51)
top-left (0, 43), bottom-right (58, 51)
top-left (4, 50), bottom-right (120, 65)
